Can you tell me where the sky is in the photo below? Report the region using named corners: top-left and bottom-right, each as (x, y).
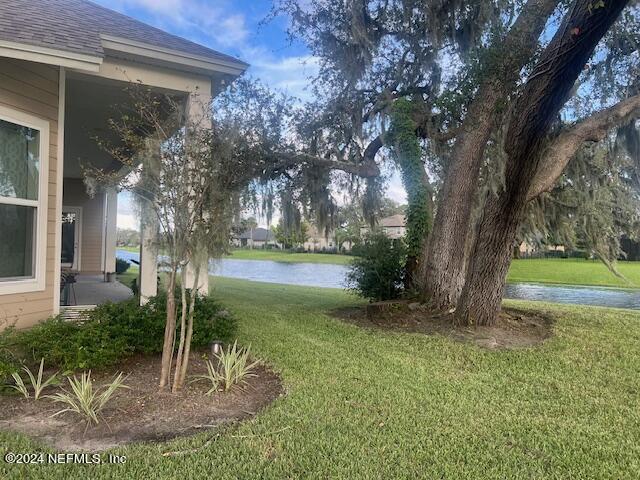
top-left (94, 0), bottom-right (406, 230)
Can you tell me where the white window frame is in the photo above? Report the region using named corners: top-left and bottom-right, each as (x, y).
top-left (0, 105), bottom-right (50, 295)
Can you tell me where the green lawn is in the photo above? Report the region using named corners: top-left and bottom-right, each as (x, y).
top-left (117, 245), bottom-right (140, 252)
top-left (228, 248), bottom-right (354, 265)
top-left (3, 278), bottom-right (639, 479)
top-left (508, 258), bottom-right (640, 288)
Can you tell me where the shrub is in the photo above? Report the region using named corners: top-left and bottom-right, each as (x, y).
top-left (0, 325), bottom-right (18, 384)
top-left (346, 233), bottom-right (407, 302)
top-left (115, 257), bottom-right (131, 274)
top-left (15, 316), bottom-right (130, 371)
top-left (14, 294), bottom-right (237, 371)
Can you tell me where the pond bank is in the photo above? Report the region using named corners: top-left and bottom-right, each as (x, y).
top-left (116, 250), bottom-right (640, 310)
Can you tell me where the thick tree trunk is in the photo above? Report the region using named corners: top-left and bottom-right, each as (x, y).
top-left (421, 85), bottom-right (502, 308)
top-left (421, 0), bottom-right (561, 309)
top-left (455, 0), bottom-right (629, 326)
top-left (455, 194), bottom-right (525, 326)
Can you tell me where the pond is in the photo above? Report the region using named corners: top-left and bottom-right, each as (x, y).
top-left (117, 250), bottom-right (640, 310)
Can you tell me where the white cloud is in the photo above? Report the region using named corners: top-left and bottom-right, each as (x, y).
top-left (118, 213), bottom-right (139, 230)
top-left (103, 0), bottom-right (248, 53)
top-left (117, 192), bottom-right (139, 230)
top-left (245, 50), bottom-right (320, 100)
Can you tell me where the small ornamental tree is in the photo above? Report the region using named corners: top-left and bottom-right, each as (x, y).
top-left (89, 86), bottom-right (241, 392)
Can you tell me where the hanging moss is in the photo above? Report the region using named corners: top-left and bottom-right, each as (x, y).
top-left (389, 98), bottom-right (434, 282)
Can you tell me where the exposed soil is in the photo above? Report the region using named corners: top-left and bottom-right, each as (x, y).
top-left (333, 301), bottom-right (554, 349)
top-left (0, 352), bottom-right (283, 452)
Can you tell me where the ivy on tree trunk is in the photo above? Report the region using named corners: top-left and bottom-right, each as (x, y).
top-left (389, 98), bottom-right (434, 289)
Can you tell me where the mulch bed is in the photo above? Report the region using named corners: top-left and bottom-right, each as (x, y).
top-left (0, 352), bottom-right (283, 452)
top-left (333, 300), bottom-right (554, 349)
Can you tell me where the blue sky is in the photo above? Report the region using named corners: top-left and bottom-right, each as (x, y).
top-left (95, 0), bottom-right (406, 229)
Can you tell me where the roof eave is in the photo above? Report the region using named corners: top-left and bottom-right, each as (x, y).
top-left (0, 39), bottom-right (102, 72)
top-left (100, 35), bottom-right (248, 79)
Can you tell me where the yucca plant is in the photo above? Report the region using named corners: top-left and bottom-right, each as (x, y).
top-left (192, 341), bottom-right (260, 394)
top-left (48, 372), bottom-right (129, 424)
top-left (10, 358), bottom-right (58, 400)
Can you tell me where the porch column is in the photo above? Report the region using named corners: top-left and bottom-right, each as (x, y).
top-left (184, 90), bottom-right (211, 296)
top-left (103, 187), bottom-right (118, 280)
top-left (139, 205), bottom-right (158, 305)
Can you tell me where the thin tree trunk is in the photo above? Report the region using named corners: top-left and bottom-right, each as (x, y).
top-left (175, 264), bottom-right (201, 390)
top-left (172, 268), bottom-right (189, 393)
top-left (159, 268), bottom-right (177, 389)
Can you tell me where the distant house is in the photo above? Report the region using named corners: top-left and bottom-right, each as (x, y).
top-left (361, 214), bottom-right (407, 239)
top-left (303, 225), bottom-right (338, 252)
top-left (233, 228), bottom-right (278, 249)
top-left (518, 242), bottom-right (566, 257)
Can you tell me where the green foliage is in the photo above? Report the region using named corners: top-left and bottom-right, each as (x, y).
top-left (13, 295), bottom-right (236, 371)
top-left (115, 257), bottom-right (131, 274)
top-left (389, 99), bottom-right (433, 263)
top-left (0, 325), bottom-right (18, 384)
top-left (272, 218), bottom-right (310, 249)
top-left (49, 372), bottom-right (129, 425)
top-left (10, 358), bottom-right (58, 400)
top-left (347, 233), bottom-right (407, 301)
top-left (192, 341), bottom-right (260, 394)
top-left (14, 317), bottom-right (128, 372)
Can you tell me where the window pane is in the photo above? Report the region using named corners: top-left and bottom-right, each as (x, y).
top-left (0, 204), bottom-right (36, 279)
top-left (0, 119), bottom-right (40, 200)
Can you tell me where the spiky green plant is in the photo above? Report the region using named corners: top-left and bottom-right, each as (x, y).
top-left (10, 358), bottom-right (58, 400)
top-left (192, 341), bottom-right (260, 394)
top-left (48, 372), bottom-right (129, 424)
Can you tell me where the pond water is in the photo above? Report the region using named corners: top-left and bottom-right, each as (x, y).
top-left (117, 250), bottom-right (640, 310)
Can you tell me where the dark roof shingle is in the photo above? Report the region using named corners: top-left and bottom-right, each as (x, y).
top-left (0, 0), bottom-right (246, 66)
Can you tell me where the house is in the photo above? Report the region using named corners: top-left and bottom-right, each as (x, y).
top-left (303, 225), bottom-right (337, 252)
top-left (0, 0), bottom-right (247, 329)
top-left (360, 214), bottom-right (407, 239)
top-left (232, 228), bottom-right (278, 249)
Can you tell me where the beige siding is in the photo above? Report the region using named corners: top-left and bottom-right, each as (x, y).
top-left (62, 179), bottom-right (105, 273)
top-left (0, 58), bottom-right (59, 329)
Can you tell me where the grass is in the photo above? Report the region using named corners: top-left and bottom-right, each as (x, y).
top-left (117, 246), bottom-right (140, 253)
top-left (116, 266), bottom-right (138, 291)
top-left (508, 258), bottom-right (640, 288)
top-left (227, 248), bottom-right (354, 265)
top-left (2, 278), bottom-right (639, 478)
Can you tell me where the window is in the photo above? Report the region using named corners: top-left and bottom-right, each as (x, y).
top-left (0, 106), bottom-right (49, 294)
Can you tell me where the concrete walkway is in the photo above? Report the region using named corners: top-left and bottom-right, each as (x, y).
top-left (64, 275), bottom-right (133, 306)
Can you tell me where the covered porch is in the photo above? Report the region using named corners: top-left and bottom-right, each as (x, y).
top-left (58, 66), bottom-right (212, 309)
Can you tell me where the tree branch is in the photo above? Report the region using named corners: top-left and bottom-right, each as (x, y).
top-left (273, 145), bottom-right (382, 178)
top-left (528, 93), bottom-right (640, 200)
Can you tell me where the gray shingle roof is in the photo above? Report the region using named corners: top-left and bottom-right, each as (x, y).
top-left (0, 0), bottom-right (247, 66)
top-left (379, 214), bottom-right (406, 227)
